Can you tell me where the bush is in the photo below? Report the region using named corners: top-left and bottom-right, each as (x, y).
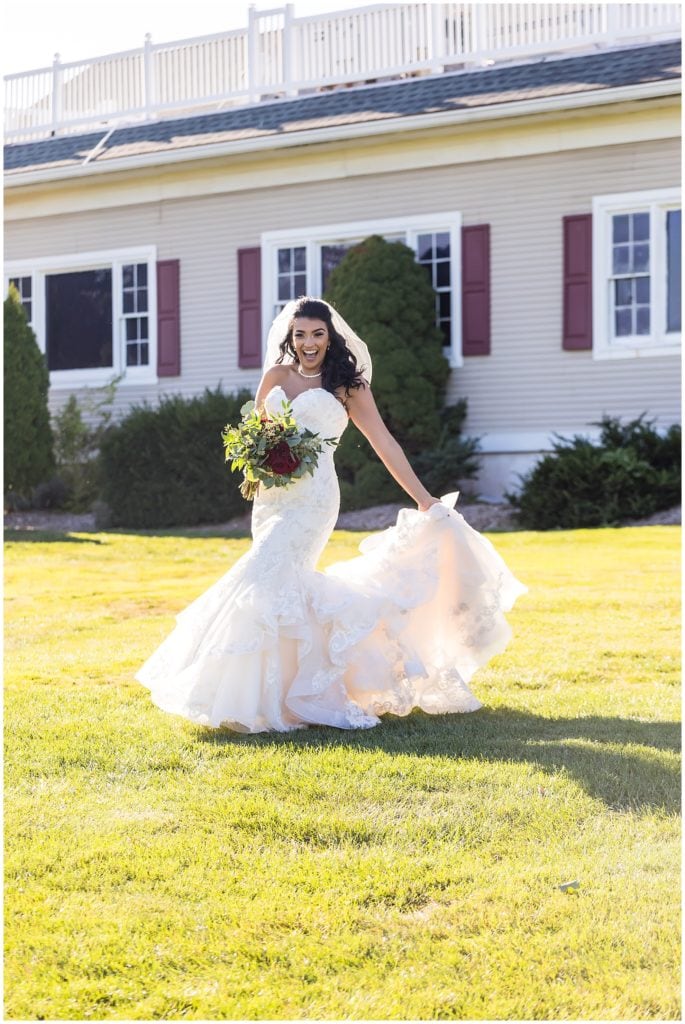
top-left (99, 388), bottom-right (251, 528)
top-left (50, 378), bottom-right (120, 512)
top-left (410, 399), bottom-right (482, 497)
top-left (324, 235), bottom-right (480, 509)
top-left (32, 477), bottom-right (70, 510)
top-left (4, 286), bottom-right (54, 500)
top-left (507, 414), bottom-right (681, 530)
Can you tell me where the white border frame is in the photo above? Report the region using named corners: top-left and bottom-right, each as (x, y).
top-left (592, 187), bottom-right (681, 360)
top-left (5, 245), bottom-right (158, 388)
top-left (261, 212), bottom-right (463, 368)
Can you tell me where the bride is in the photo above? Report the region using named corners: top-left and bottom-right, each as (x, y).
top-left (137, 297), bottom-right (526, 732)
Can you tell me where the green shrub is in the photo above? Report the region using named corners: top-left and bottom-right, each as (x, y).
top-left (49, 378), bottom-right (120, 511)
top-left (99, 388), bottom-right (252, 529)
top-left (324, 235), bottom-right (480, 509)
top-left (410, 399), bottom-right (482, 497)
top-left (507, 414), bottom-right (681, 530)
top-left (32, 477), bottom-right (70, 510)
top-left (4, 287), bottom-right (54, 500)
top-left (597, 413), bottom-right (681, 476)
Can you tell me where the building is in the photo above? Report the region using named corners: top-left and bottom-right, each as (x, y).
top-left (4, 3), bottom-right (681, 498)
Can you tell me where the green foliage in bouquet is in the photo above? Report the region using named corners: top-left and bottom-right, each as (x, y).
top-left (324, 235), bottom-right (480, 509)
top-left (222, 399), bottom-right (337, 500)
top-left (507, 414), bottom-right (681, 530)
top-left (99, 388), bottom-right (252, 529)
top-left (4, 286), bottom-right (55, 502)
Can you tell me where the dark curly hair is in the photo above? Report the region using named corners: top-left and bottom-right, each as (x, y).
top-left (276, 297), bottom-right (367, 397)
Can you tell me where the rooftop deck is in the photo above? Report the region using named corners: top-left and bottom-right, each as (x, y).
top-left (4, 2), bottom-right (681, 142)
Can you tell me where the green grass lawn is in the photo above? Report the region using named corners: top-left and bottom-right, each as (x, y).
top-left (4, 525), bottom-right (680, 1020)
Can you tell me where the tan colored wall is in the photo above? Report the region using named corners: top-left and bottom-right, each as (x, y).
top-left (5, 125), bottom-right (680, 442)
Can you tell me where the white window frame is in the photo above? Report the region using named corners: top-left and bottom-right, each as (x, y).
top-left (4, 245), bottom-right (158, 389)
top-left (261, 212), bottom-right (463, 368)
top-left (592, 187), bottom-right (681, 360)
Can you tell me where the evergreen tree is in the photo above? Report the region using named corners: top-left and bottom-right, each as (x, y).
top-left (324, 235), bottom-right (478, 508)
top-left (4, 286), bottom-right (55, 500)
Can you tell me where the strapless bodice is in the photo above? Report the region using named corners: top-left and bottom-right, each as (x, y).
top-left (264, 385), bottom-right (348, 444)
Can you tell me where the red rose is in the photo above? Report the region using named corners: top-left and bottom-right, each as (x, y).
top-left (264, 440), bottom-right (301, 475)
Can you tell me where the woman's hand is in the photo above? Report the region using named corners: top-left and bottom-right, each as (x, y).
top-left (418, 497), bottom-right (440, 512)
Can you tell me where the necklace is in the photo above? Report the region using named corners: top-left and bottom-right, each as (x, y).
top-left (297, 367), bottom-right (322, 378)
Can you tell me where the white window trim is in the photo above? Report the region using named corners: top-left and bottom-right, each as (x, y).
top-left (5, 245), bottom-right (158, 388)
top-left (592, 187), bottom-right (681, 360)
top-left (261, 212), bottom-right (463, 368)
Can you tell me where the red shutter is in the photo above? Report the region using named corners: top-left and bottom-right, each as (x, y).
top-left (156, 259), bottom-right (180, 377)
top-left (238, 247), bottom-right (262, 368)
top-left (461, 225), bottom-right (490, 356)
top-left (563, 214), bottom-right (593, 350)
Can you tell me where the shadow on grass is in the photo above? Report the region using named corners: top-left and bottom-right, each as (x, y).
top-left (194, 708), bottom-right (681, 814)
top-left (109, 528), bottom-right (252, 540)
top-left (3, 530), bottom-right (104, 544)
top-left (4, 527), bottom-right (252, 542)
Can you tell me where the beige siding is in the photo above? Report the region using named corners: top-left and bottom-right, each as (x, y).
top-left (447, 139), bottom-right (681, 435)
top-left (5, 135), bottom-right (680, 437)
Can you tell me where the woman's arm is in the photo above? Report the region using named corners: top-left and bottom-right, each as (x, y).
top-left (346, 385), bottom-right (439, 511)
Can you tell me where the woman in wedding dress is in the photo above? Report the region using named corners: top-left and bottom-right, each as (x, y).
top-left (137, 298), bottom-right (526, 732)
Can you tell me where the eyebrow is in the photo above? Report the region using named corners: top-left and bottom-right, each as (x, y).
top-left (294, 328), bottom-right (326, 334)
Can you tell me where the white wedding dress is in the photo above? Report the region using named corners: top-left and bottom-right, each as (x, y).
top-left (137, 385), bottom-right (527, 732)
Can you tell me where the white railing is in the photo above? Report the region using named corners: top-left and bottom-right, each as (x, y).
top-left (4, 3), bottom-right (681, 142)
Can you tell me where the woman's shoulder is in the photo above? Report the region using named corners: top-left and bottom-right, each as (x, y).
top-left (261, 364), bottom-right (295, 388)
top-left (341, 376), bottom-right (371, 402)
top-left (256, 363), bottom-right (295, 407)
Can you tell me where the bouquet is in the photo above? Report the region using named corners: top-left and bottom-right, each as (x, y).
top-left (222, 399), bottom-right (338, 500)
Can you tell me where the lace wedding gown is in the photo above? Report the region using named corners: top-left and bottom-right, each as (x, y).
top-left (137, 385), bottom-right (527, 732)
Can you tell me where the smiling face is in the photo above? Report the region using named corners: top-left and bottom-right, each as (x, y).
top-left (291, 317), bottom-right (330, 375)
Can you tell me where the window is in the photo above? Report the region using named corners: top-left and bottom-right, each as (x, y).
top-left (8, 275), bottom-right (33, 325)
top-left (277, 246), bottom-right (307, 306)
top-left (321, 244), bottom-right (351, 293)
top-left (611, 212), bottom-right (650, 337)
top-left (4, 247), bottom-right (157, 387)
top-left (417, 231), bottom-right (452, 347)
top-left (46, 269), bottom-right (113, 370)
top-left (666, 209), bottom-right (681, 333)
top-left (319, 234), bottom-right (404, 294)
top-left (593, 189), bottom-right (681, 358)
top-left (122, 263), bottom-right (150, 367)
top-left (265, 213), bottom-right (462, 366)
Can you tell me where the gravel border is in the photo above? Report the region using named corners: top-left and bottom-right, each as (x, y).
top-left (4, 502), bottom-right (680, 534)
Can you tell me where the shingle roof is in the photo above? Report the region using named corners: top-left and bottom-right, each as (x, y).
top-left (5, 41), bottom-right (680, 176)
